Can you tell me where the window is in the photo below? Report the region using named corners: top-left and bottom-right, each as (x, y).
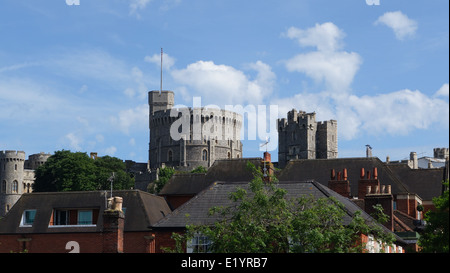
top-left (12, 180), bottom-right (18, 193)
top-left (78, 210), bottom-right (93, 225)
top-left (187, 235), bottom-right (212, 253)
top-left (202, 150), bottom-right (208, 161)
top-left (1, 180), bottom-right (6, 193)
top-left (168, 150), bottom-right (173, 162)
top-left (54, 209), bottom-right (69, 225)
top-left (21, 210), bottom-right (36, 226)
top-left (51, 209), bottom-right (96, 227)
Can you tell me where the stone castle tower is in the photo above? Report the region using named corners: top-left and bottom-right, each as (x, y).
top-left (148, 90), bottom-right (243, 171)
top-left (277, 109), bottom-right (338, 168)
top-left (0, 151), bottom-right (51, 217)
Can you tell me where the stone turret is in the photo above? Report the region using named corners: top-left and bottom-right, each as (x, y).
top-left (0, 150), bottom-right (26, 217)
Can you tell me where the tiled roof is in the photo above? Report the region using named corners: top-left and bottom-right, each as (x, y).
top-left (0, 190), bottom-right (171, 234)
top-left (159, 158), bottom-right (263, 196)
top-left (277, 157), bottom-right (411, 196)
top-left (154, 180), bottom-right (405, 244)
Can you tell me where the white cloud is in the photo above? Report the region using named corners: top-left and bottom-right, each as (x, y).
top-left (278, 23), bottom-right (448, 141)
top-left (65, 132), bottom-right (82, 151)
top-left (344, 89), bottom-right (448, 138)
top-left (434, 83), bottom-right (449, 97)
top-left (129, 0), bottom-right (152, 16)
top-left (283, 22), bottom-right (345, 52)
top-left (375, 11), bottom-right (418, 40)
top-left (171, 60), bottom-right (275, 105)
top-left (104, 146), bottom-right (117, 156)
top-left (283, 23), bottom-right (362, 93)
top-left (110, 104), bottom-right (148, 135)
top-left (285, 51), bottom-right (362, 93)
top-left (144, 52), bottom-right (176, 70)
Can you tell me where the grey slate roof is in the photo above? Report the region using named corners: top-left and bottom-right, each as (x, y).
top-left (387, 164), bottom-right (445, 201)
top-left (159, 158), bottom-right (263, 196)
top-left (0, 190), bottom-right (171, 234)
top-left (154, 180), bottom-right (405, 244)
top-left (277, 157), bottom-right (411, 197)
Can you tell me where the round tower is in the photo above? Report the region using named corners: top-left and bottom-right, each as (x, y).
top-left (148, 90), bottom-right (243, 171)
top-left (27, 152), bottom-right (51, 170)
top-left (0, 150), bottom-right (26, 217)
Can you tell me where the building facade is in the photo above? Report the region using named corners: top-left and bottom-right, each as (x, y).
top-left (277, 109), bottom-right (338, 168)
top-left (148, 90), bottom-right (243, 171)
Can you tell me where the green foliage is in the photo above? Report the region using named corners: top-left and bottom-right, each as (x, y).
top-left (419, 180), bottom-right (449, 253)
top-left (168, 162), bottom-right (395, 253)
top-left (152, 167), bottom-right (175, 194)
top-left (190, 166), bottom-right (208, 174)
top-left (33, 150), bottom-right (134, 192)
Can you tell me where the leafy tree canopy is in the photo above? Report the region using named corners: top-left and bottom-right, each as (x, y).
top-left (419, 180), bottom-right (449, 253)
top-left (33, 150), bottom-right (134, 192)
top-left (167, 162), bottom-right (394, 253)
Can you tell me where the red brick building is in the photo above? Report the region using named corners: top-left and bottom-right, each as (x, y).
top-left (0, 190), bottom-right (171, 253)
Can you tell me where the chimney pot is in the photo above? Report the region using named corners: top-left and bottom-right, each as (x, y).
top-left (386, 185), bottom-right (391, 194)
top-left (331, 169), bottom-right (336, 180)
top-left (381, 185), bottom-right (386, 194)
top-left (367, 170), bottom-right (371, 180)
top-left (373, 167), bottom-right (378, 180)
top-left (337, 171), bottom-right (341, 181)
top-left (360, 168), bottom-right (365, 179)
top-left (263, 151), bottom-right (271, 162)
top-left (343, 168), bottom-right (348, 180)
top-left (373, 185), bottom-right (379, 194)
top-left (366, 186), bottom-right (371, 195)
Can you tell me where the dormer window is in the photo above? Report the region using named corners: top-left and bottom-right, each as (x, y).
top-left (21, 209), bottom-right (36, 226)
top-left (50, 208), bottom-right (98, 227)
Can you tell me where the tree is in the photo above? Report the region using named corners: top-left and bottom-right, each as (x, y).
top-left (168, 162), bottom-right (394, 253)
top-left (33, 150), bottom-right (134, 192)
top-left (419, 180), bottom-right (449, 253)
top-left (149, 167), bottom-right (175, 194)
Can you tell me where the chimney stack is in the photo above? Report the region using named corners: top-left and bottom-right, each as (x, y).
top-left (328, 168), bottom-right (351, 198)
top-left (357, 167), bottom-right (380, 199)
top-left (364, 184), bottom-right (394, 232)
top-left (103, 196), bottom-right (125, 253)
top-left (261, 152), bottom-right (274, 182)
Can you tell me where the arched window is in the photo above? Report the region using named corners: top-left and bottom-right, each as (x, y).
top-left (2, 180), bottom-right (6, 193)
top-left (202, 150), bottom-right (208, 161)
top-left (227, 152), bottom-right (231, 159)
top-left (12, 180), bottom-right (18, 193)
top-left (168, 150), bottom-right (173, 162)
top-left (236, 153), bottom-right (240, 158)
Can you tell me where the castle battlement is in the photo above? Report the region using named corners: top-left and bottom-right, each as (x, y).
top-left (0, 150), bottom-right (26, 160)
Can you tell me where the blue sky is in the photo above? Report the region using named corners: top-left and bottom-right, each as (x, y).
top-left (0, 0), bottom-right (448, 164)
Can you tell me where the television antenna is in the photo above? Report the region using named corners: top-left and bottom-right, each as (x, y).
top-left (108, 172), bottom-right (115, 198)
top-left (260, 137), bottom-right (269, 177)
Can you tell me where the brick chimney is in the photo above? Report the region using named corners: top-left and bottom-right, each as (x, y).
top-left (364, 184), bottom-right (394, 232)
top-left (261, 151), bottom-right (274, 182)
top-left (328, 168), bottom-right (351, 198)
top-left (103, 196), bottom-right (125, 253)
top-left (357, 167), bottom-right (380, 199)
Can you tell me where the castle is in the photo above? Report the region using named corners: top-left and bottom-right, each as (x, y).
top-left (148, 90), bottom-right (243, 171)
top-left (0, 151), bottom-right (51, 217)
top-left (277, 109), bottom-right (338, 168)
